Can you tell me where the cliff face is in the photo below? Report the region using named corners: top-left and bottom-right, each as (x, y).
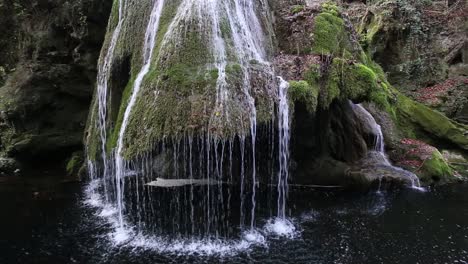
top-left (0, 0), bottom-right (112, 175)
top-left (347, 0), bottom-right (468, 123)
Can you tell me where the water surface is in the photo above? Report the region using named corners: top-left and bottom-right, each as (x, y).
top-left (1, 176), bottom-right (467, 263)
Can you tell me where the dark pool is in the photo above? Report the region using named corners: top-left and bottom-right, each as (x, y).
top-left (1, 175), bottom-right (467, 263)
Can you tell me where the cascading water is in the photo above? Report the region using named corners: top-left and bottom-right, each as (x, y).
top-left (86, 0), bottom-right (297, 255)
top-left (352, 104), bottom-right (425, 191)
top-left (277, 77), bottom-right (290, 219)
top-left (114, 0), bottom-right (165, 230)
top-left (94, 0), bottom-right (126, 201)
top-left (263, 77), bottom-right (296, 238)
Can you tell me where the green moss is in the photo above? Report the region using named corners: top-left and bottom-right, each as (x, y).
top-left (226, 63), bottom-right (242, 75)
top-left (332, 60), bottom-right (378, 100)
top-left (220, 18), bottom-right (231, 39)
top-left (358, 13), bottom-right (384, 48)
top-left (84, 92), bottom-right (101, 161)
top-left (291, 5), bottom-right (305, 14)
top-left (420, 151), bottom-right (454, 183)
top-left (322, 67), bottom-right (341, 108)
top-left (395, 94), bottom-right (468, 150)
top-left (312, 5), bottom-right (347, 56)
top-left (289, 80), bottom-right (319, 113)
top-left (321, 2), bottom-right (340, 16)
top-left (66, 152), bottom-right (84, 176)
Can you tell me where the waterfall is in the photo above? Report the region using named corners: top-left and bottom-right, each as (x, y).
top-left (114, 0), bottom-right (165, 228)
top-left (353, 104), bottom-right (386, 157)
top-left (95, 0), bottom-right (126, 201)
top-left (277, 77), bottom-right (290, 219)
top-left (352, 104), bottom-right (424, 190)
top-left (86, 0), bottom-right (298, 253)
top-left (262, 77), bottom-right (297, 238)
top-left (223, 0), bottom-right (272, 230)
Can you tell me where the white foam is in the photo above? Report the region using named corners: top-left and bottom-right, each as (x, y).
top-left (242, 229), bottom-right (266, 244)
top-left (112, 227), bottom-right (131, 244)
top-left (128, 234), bottom-right (257, 256)
top-left (83, 180), bottom-right (102, 207)
top-left (83, 181), bottom-right (269, 256)
top-left (264, 218), bottom-right (298, 239)
top-left (411, 185), bottom-right (427, 192)
top-left (100, 206), bottom-right (118, 217)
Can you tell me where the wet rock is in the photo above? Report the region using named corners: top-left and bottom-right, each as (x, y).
top-left (0, 158), bottom-right (20, 176)
top-left (392, 138), bottom-right (457, 185)
top-left (0, 0), bottom-right (112, 164)
top-left (442, 150), bottom-right (468, 178)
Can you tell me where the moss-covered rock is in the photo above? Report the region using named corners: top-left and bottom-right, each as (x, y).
top-left (86, 0), bottom-right (277, 160)
top-left (66, 151), bottom-right (84, 179)
top-left (395, 94), bottom-right (468, 150)
top-left (312, 3), bottom-right (348, 56)
top-left (422, 151), bottom-right (454, 183)
top-left (288, 80), bottom-right (319, 113)
top-left (0, 0), bottom-right (112, 168)
top-left (394, 138), bottom-right (457, 185)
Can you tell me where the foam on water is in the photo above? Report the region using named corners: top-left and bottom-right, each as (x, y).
top-left (242, 229), bottom-right (266, 245)
top-left (99, 206), bottom-right (118, 217)
top-left (264, 218), bottom-right (298, 239)
top-left (128, 234), bottom-right (258, 256)
top-left (83, 180), bottom-right (270, 256)
top-left (112, 227), bottom-right (131, 244)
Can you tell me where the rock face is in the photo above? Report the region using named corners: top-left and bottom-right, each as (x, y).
top-left (346, 0), bottom-right (468, 123)
top-left (0, 0), bottom-right (112, 174)
top-left (274, 1), bottom-right (467, 187)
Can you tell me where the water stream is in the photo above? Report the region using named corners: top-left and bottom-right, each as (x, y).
top-left (95, 0), bottom-right (126, 202)
top-left (352, 104), bottom-right (425, 191)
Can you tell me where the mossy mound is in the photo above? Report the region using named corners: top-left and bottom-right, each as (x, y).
top-left (86, 0), bottom-right (276, 160)
top-left (288, 80), bottom-right (319, 113)
top-left (394, 138), bottom-right (456, 185)
top-left (395, 95), bottom-right (468, 151)
top-left (311, 2), bottom-right (349, 56)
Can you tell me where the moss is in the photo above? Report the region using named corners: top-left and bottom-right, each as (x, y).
top-left (312, 4), bottom-right (347, 56)
top-left (86, 0), bottom-right (282, 159)
top-left (220, 18), bottom-right (232, 39)
top-left (66, 152), bottom-right (84, 176)
top-left (321, 2), bottom-right (340, 16)
top-left (308, 57), bottom-right (383, 109)
top-left (225, 63), bottom-right (242, 75)
top-left (395, 94), bottom-right (468, 150)
top-left (289, 80), bottom-right (319, 113)
top-left (420, 151), bottom-right (454, 183)
top-left (322, 67), bottom-right (341, 109)
top-left (85, 94), bottom-right (101, 160)
top-left (358, 13), bottom-right (384, 49)
top-left (291, 5), bottom-right (305, 14)
top-left (332, 59), bottom-right (379, 100)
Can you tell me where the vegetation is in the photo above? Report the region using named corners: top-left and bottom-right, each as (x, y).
top-left (288, 80), bottom-right (319, 113)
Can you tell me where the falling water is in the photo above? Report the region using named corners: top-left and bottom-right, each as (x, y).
top-left (115, 0), bottom-right (165, 228)
top-left (95, 0), bottom-right (126, 201)
top-left (223, 0), bottom-right (272, 230)
top-left (353, 104), bottom-right (425, 191)
top-left (262, 77), bottom-right (297, 238)
top-left (277, 77), bottom-right (290, 219)
top-left (86, 0), bottom-right (298, 253)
